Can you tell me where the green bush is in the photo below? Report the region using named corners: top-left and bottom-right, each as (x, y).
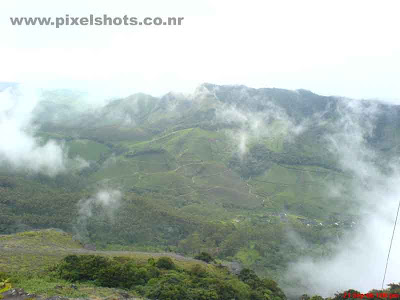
top-left (56, 255), bottom-right (152, 289)
top-left (156, 257), bottom-right (176, 270)
top-left (239, 268), bottom-right (260, 287)
top-left (56, 255), bottom-right (110, 282)
top-left (0, 272), bottom-right (12, 294)
top-left (189, 264), bottom-right (207, 278)
top-left (144, 272), bottom-right (189, 300)
top-left (96, 263), bottom-right (149, 289)
top-left (54, 254), bottom-right (287, 300)
top-left (194, 252), bottom-right (215, 263)
top-left (147, 257), bottom-right (156, 266)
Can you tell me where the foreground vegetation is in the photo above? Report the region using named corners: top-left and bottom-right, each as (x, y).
top-left (0, 230), bottom-right (288, 300)
top-left (52, 254), bottom-right (286, 300)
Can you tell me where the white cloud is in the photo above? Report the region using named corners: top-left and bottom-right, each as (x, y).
top-left (74, 189), bottom-right (122, 242)
top-left (0, 85), bottom-right (67, 175)
top-left (285, 99), bottom-right (400, 296)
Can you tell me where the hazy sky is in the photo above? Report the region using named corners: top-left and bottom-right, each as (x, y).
top-left (1, 0), bottom-right (400, 101)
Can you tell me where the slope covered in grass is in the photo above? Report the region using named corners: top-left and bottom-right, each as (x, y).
top-left (2, 84), bottom-right (395, 292)
top-left (0, 229), bottom-right (287, 300)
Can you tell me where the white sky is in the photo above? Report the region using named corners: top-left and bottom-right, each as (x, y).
top-left (1, 0), bottom-right (400, 101)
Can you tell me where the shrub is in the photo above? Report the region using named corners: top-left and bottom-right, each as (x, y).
top-left (56, 255), bottom-right (110, 282)
top-left (156, 257), bottom-right (176, 270)
top-left (239, 268), bottom-right (261, 289)
top-left (194, 252), bottom-right (215, 263)
top-left (147, 258), bottom-right (156, 266)
top-left (0, 273), bottom-right (12, 294)
top-left (56, 255), bottom-right (153, 289)
top-left (144, 272), bottom-right (188, 300)
top-left (96, 263), bottom-right (150, 289)
top-left (300, 294), bottom-right (310, 300)
top-left (53, 254), bottom-right (288, 300)
top-left (189, 264), bottom-right (207, 278)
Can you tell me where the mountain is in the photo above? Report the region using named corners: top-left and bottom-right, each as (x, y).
top-left (1, 83), bottom-right (399, 296)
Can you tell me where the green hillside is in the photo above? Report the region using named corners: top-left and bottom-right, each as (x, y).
top-left (0, 229), bottom-right (287, 300)
top-left (2, 84), bottom-right (399, 295)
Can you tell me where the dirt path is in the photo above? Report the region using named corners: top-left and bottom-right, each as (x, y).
top-left (0, 244), bottom-right (204, 263)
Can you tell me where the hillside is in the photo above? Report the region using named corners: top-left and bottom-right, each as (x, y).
top-left (0, 229), bottom-right (286, 300)
top-left (1, 83), bottom-right (399, 295)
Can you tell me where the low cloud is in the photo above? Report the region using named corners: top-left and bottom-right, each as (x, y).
top-left (216, 102), bottom-right (305, 156)
top-left (285, 98), bottom-right (400, 297)
top-left (0, 85), bottom-right (67, 176)
top-left (74, 189), bottom-right (122, 243)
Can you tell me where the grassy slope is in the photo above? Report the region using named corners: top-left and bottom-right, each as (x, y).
top-left (0, 229), bottom-right (221, 299)
top-left (0, 230), bottom-right (215, 273)
top-left (83, 125), bottom-right (353, 219)
top-left (1, 124), bottom-right (354, 269)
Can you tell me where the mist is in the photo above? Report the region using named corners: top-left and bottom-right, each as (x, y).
top-left (74, 189), bottom-right (122, 243)
top-left (284, 98), bottom-right (400, 296)
top-left (215, 98), bottom-right (304, 156)
top-left (0, 85), bottom-right (68, 176)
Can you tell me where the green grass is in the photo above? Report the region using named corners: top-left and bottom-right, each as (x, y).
top-left (66, 139), bottom-right (110, 161)
top-left (0, 229), bottom-right (216, 273)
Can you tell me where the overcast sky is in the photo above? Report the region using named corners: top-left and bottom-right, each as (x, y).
top-left (1, 0), bottom-right (400, 101)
